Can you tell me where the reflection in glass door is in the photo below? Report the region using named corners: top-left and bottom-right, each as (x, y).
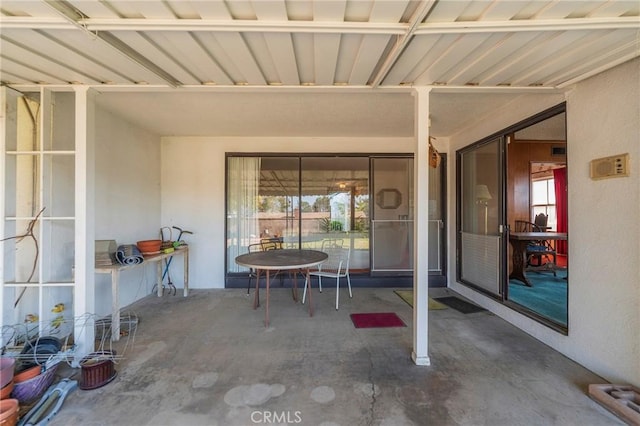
top-left (300, 157), bottom-right (369, 271)
top-left (458, 137), bottom-right (505, 296)
top-left (226, 156), bottom-right (300, 274)
top-left (371, 157), bottom-right (414, 274)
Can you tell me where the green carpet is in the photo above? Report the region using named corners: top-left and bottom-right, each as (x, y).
top-left (508, 270), bottom-right (567, 326)
top-left (394, 290), bottom-right (448, 310)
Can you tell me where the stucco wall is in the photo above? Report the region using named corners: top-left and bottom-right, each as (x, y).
top-left (160, 137), bottom-right (414, 289)
top-left (94, 106), bottom-right (162, 317)
top-left (447, 58), bottom-right (640, 387)
top-left (564, 58), bottom-right (639, 386)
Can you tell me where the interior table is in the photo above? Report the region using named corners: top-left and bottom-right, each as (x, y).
top-left (509, 232), bottom-right (567, 286)
top-left (235, 249), bottom-right (328, 327)
top-left (95, 246), bottom-right (189, 341)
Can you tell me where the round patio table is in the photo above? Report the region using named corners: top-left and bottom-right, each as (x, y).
top-left (235, 249), bottom-right (328, 327)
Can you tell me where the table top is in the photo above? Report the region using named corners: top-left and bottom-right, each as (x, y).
top-left (509, 232), bottom-right (567, 241)
top-left (235, 249), bottom-right (328, 270)
top-left (95, 246), bottom-right (188, 273)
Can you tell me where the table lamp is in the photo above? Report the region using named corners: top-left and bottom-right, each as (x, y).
top-left (475, 184), bottom-right (492, 234)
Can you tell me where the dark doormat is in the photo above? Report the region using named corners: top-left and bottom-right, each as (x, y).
top-left (433, 296), bottom-right (485, 314)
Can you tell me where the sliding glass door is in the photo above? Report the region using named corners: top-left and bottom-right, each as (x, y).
top-left (456, 104), bottom-right (568, 331)
top-left (371, 157), bottom-right (414, 274)
top-left (428, 154), bottom-right (446, 284)
top-left (300, 157), bottom-right (369, 270)
top-left (226, 155), bottom-right (370, 276)
top-left (457, 137), bottom-right (505, 296)
top-left (506, 107), bottom-right (568, 329)
top-left (226, 156), bottom-right (300, 273)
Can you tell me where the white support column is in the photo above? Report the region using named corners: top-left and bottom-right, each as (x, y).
top-left (0, 88), bottom-right (19, 334)
top-left (412, 87), bottom-right (431, 366)
top-left (0, 88), bottom-right (7, 331)
top-left (73, 87), bottom-right (96, 361)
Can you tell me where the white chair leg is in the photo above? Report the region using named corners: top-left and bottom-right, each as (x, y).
top-left (335, 276), bottom-right (340, 310)
top-left (318, 276), bottom-right (323, 293)
top-left (302, 276), bottom-right (308, 304)
top-left (347, 273), bottom-right (352, 298)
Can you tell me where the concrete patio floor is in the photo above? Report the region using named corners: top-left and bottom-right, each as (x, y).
top-left (49, 287), bottom-right (620, 425)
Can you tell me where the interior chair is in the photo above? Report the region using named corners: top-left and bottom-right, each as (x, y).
top-left (513, 219), bottom-right (557, 275)
top-left (533, 213), bottom-right (550, 230)
top-left (318, 238), bottom-right (344, 250)
top-left (302, 241), bottom-right (352, 310)
top-left (260, 237), bottom-right (282, 251)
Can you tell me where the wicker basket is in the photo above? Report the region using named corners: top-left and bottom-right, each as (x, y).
top-left (10, 364), bottom-right (58, 405)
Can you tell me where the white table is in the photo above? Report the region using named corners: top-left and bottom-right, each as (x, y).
top-left (235, 249), bottom-right (327, 327)
top-left (95, 246), bottom-right (189, 341)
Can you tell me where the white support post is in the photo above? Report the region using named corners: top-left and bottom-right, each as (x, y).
top-left (73, 87), bottom-right (96, 361)
top-left (0, 88), bottom-right (7, 332)
top-left (412, 87), bottom-right (431, 366)
top-left (0, 88), bottom-right (19, 336)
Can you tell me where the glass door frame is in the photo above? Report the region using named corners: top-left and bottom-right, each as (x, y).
top-left (429, 153), bottom-right (447, 287)
top-left (224, 152), bottom-right (415, 287)
top-left (455, 102), bottom-right (569, 333)
top-left (456, 136), bottom-right (508, 299)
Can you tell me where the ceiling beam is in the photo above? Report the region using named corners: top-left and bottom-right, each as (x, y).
top-left (0, 16), bottom-right (405, 34)
top-left (370, 0), bottom-right (438, 88)
top-left (2, 16), bottom-right (637, 34)
top-left (414, 16), bottom-right (640, 34)
top-left (40, 0), bottom-right (181, 87)
top-left (1, 81), bottom-right (567, 95)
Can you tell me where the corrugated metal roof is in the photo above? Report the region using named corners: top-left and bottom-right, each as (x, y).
top-left (1, 0), bottom-right (638, 89)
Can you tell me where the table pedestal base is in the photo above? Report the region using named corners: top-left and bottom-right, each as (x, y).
top-left (509, 239), bottom-right (532, 286)
top-left (252, 268), bottom-right (313, 327)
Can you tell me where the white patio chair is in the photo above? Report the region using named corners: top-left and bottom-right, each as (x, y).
top-left (302, 244), bottom-right (352, 310)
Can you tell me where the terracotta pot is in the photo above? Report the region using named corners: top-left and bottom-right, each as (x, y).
top-left (136, 239), bottom-right (162, 254)
top-left (0, 410), bottom-right (17, 426)
top-left (0, 381), bottom-right (13, 400)
top-left (13, 366), bottom-right (40, 384)
top-left (0, 359), bottom-right (14, 389)
top-left (0, 399), bottom-right (18, 425)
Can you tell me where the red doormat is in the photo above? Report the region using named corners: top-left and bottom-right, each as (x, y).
top-left (350, 312), bottom-right (406, 328)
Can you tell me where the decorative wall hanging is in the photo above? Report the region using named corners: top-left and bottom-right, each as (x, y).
top-left (429, 137), bottom-right (441, 168)
top-left (376, 188), bottom-right (402, 209)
